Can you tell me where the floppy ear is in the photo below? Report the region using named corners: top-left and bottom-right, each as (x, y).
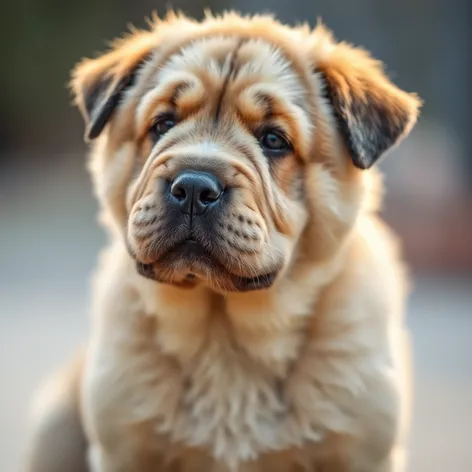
top-left (70, 31), bottom-right (155, 141)
top-left (313, 26), bottom-right (421, 169)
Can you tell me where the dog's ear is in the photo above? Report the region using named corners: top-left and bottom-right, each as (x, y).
top-left (313, 25), bottom-right (421, 169)
top-left (70, 31), bottom-right (154, 141)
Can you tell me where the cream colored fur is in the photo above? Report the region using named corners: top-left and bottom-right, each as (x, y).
top-left (25, 12), bottom-right (419, 472)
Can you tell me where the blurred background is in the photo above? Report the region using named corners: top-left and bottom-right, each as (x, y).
top-left (0, 1), bottom-right (471, 471)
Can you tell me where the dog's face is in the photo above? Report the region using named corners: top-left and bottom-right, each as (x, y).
top-left (126, 36), bottom-right (313, 292)
top-left (71, 13), bottom-right (420, 292)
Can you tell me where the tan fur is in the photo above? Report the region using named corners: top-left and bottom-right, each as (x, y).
top-left (26, 12), bottom-right (420, 472)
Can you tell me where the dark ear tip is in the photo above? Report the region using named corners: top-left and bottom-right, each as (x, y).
top-left (86, 125), bottom-right (100, 141)
top-left (84, 121), bottom-right (101, 142)
top-left (352, 158), bottom-right (372, 170)
top-left (349, 145), bottom-right (377, 170)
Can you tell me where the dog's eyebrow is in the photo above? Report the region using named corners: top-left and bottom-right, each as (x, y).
top-left (237, 88), bottom-right (295, 125)
top-left (235, 87), bottom-right (312, 158)
top-left (136, 78), bottom-right (203, 133)
top-left (169, 82), bottom-right (190, 106)
top-left (254, 93), bottom-right (274, 120)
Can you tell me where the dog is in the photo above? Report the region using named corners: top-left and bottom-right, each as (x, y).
top-left (25, 12), bottom-right (420, 472)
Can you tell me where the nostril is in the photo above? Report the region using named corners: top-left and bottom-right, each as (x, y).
top-left (171, 184), bottom-right (187, 202)
top-left (200, 188), bottom-right (222, 204)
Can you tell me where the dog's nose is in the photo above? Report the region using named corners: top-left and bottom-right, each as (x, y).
top-left (170, 171), bottom-right (224, 215)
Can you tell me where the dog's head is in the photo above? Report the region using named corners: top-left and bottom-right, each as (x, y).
top-left (71, 13), bottom-right (420, 292)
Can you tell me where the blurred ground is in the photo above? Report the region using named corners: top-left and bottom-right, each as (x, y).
top-left (1, 157), bottom-right (471, 471)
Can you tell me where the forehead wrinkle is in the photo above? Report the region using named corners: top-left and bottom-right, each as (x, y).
top-left (148, 36), bottom-right (244, 103)
top-left (135, 37), bottom-right (248, 131)
top-left (132, 31), bottom-right (316, 131)
top-left (234, 40), bottom-right (309, 104)
top-left (238, 86), bottom-right (302, 123)
top-left (131, 21), bottom-right (319, 116)
top-left (136, 75), bottom-right (202, 133)
top-left (214, 39), bottom-right (246, 122)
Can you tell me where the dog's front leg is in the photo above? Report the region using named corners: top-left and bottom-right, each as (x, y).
top-left (288, 320), bottom-right (410, 472)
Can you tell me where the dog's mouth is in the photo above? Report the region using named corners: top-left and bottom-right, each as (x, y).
top-left (135, 239), bottom-right (278, 291)
top-left (232, 272), bottom-right (277, 291)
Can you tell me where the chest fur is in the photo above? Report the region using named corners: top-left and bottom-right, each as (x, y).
top-left (86, 311), bottom-right (312, 466)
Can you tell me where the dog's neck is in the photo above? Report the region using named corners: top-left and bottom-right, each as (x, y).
top-left (127, 240), bottom-right (347, 377)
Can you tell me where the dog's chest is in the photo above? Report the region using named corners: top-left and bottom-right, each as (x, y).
top-left (91, 311), bottom-right (308, 467)
top-left (176, 337), bottom-right (291, 455)
top-left (159, 319), bottom-right (305, 464)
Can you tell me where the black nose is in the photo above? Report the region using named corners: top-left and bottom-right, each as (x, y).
top-left (170, 171), bottom-right (224, 215)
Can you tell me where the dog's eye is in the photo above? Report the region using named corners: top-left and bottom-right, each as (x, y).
top-left (150, 115), bottom-right (176, 141)
top-left (260, 130), bottom-right (291, 154)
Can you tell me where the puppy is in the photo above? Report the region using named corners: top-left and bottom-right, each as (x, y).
top-left (25, 12), bottom-right (420, 472)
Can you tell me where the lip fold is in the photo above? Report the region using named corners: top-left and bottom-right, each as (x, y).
top-left (134, 237), bottom-right (278, 291)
